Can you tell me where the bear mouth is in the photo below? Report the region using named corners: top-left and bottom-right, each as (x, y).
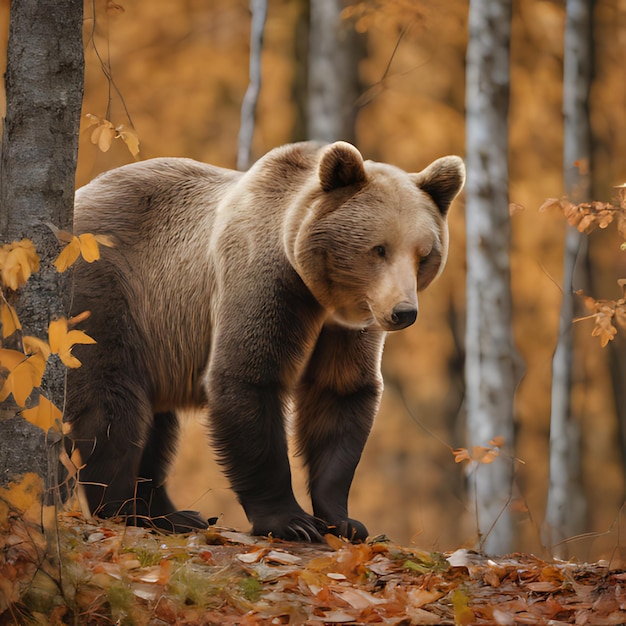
top-left (329, 304), bottom-right (376, 330)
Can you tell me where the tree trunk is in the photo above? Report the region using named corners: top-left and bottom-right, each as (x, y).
top-left (237, 0), bottom-right (268, 171)
top-left (307, 0), bottom-right (362, 143)
top-left (465, 0), bottom-right (517, 556)
top-left (544, 0), bottom-right (592, 557)
top-left (0, 0), bottom-right (84, 486)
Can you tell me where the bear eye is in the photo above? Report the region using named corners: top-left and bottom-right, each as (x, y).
top-left (373, 245), bottom-right (387, 258)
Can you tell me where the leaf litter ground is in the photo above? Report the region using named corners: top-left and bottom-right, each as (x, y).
top-left (3, 506), bottom-right (626, 625)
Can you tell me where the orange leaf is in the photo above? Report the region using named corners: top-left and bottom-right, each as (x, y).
top-left (1, 301), bottom-right (21, 338)
top-left (48, 318), bottom-right (96, 368)
top-left (116, 124), bottom-right (140, 158)
top-left (0, 347), bottom-right (27, 372)
top-left (0, 473), bottom-right (43, 515)
top-left (67, 310), bottom-right (91, 327)
top-left (94, 234), bottom-right (115, 248)
top-left (85, 113), bottom-right (101, 128)
top-left (21, 395), bottom-right (63, 432)
top-left (54, 237), bottom-right (81, 272)
top-left (477, 447), bottom-right (500, 464)
top-left (0, 351), bottom-right (46, 406)
top-left (78, 233), bottom-right (101, 263)
top-left (453, 448), bottom-right (471, 463)
top-left (46, 222), bottom-right (75, 244)
top-left (22, 335), bottom-right (51, 361)
top-left (90, 120), bottom-right (116, 152)
top-left (538, 197), bottom-right (562, 212)
top-left (0, 240), bottom-right (40, 290)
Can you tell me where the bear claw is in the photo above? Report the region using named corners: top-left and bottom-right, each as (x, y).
top-left (251, 512), bottom-right (329, 543)
top-left (127, 509), bottom-right (210, 534)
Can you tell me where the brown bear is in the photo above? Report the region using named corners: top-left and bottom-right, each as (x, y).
top-left (66, 141), bottom-right (464, 541)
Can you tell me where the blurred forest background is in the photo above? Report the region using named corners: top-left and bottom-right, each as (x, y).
top-left (3, 0), bottom-right (625, 560)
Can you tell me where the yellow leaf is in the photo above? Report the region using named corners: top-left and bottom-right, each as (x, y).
top-left (92, 123), bottom-right (115, 152)
top-left (94, 234), bottom-right (115, 248)
top-left (22, 335), bottom-right (51, 361)
top-left (0, 240), bottom-right (40, 290)
top-left (116, 124), bottom-right (140, 158)
top-left (0, 352), bottom-right (46, 406)
top-left (46, 222), bottom-right (75, 243)
top-left (452, 589), bottom-right (474, 626)
top-left (0, 473), bottom-right (43, 515)
top-left (0, 347), bottom-right (27, 372)
top-left (61, 330), bottom-right (96, 367)
top-left (48, 318), bottom-right (67, 353)
top-left (54, 237), bottom-right (81, 272)
top-left (107, 0), bottom-right (125, 15)
top-left (48, 318), bottom-right (96, 368)
top-left (85, 113), bottom-right (101, 128)
top-left (22, 395), bottom-right (63, 432)
top-left (67, 310), bottom-right (91, 327)
top-left (1, 301), bottom-right (21, 338)
top-left (78, 233), bottom-right (101, 263)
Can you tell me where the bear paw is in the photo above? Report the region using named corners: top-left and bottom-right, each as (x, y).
top-left (326, 517), bottom-right (369, 543)
top-left (251, 511), bottom-right (330, 542)
top-left (132, 509), bottom-right (210, 534)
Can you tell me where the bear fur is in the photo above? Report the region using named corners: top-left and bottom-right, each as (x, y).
top-left (66, 141), bottom-right (464, 541)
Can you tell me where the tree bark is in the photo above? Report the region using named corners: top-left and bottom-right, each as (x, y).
top-left (0, 0), bottom-right (84, 486)
top-left (544, 0), bottom-right (592, 557)
top-left (237, 0), bottom-right (268, 171)
top-left (307, 0), bottom-right (362, 143)
top-left (465, 0), bottom-right (517, 555)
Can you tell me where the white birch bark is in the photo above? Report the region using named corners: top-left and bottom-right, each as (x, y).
top-left (465, 0), bottom-right (517, 556)
top-left (545, 0), bottom-right (592, 556)
top-left (308, 0), bottom-right (360, 143)
top-left (237, 0), bottom-right (267, 171)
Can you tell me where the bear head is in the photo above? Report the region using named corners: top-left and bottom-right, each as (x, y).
top-left (286, 141), bottom-right (465, 332)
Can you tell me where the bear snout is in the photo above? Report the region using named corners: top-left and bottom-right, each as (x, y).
top-left (389, 303), bottom-right (418, 330)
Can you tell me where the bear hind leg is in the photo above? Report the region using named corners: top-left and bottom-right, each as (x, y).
top-left (134, 411), bottom-right (208, 533)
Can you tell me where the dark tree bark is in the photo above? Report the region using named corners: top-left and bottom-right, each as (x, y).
top-left (465, 0), bottom-right (517, 556)
top-left (0, 0), bottom-right (84, 486)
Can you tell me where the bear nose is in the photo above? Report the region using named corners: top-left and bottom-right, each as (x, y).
top-left (390, 303), bottom-right (418, 329)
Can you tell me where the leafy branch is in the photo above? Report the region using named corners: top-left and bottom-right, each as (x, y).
top-left (540, 184), bottom-right (626, 346)
top-left (0, 234), bottom-right (103, 431)
top-left (83, 0), bottom-right (140, 158)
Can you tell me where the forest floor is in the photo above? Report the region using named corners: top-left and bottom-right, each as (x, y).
top-left (2, 480), bottom-right (626, 626)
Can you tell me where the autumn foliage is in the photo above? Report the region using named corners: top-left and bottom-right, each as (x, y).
top-left (2, 472), bottom-right (626, 625)
top-left (540, 183), bottom-right (626, 346)
top-left (0, 235), bottom-right (100, 430)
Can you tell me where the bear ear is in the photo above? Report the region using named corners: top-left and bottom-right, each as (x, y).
top-left (412, 156), bottom-right (465, 217)
top-left (318, 141), bottom-right (367, 192)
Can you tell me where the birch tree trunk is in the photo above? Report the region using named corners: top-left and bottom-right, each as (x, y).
top-left (308, 0), bottom-right (361, 143)
top-left (0, 0), bottom-right (84, 486)
top-left (545, 0), bottom-right (592, 556)
top-left (237, 0), bottom-right (267, 171)
top-left (465, 0), bottom-right (517, 555)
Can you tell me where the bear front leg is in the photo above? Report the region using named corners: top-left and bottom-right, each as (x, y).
top-left (207, 367), bottom-right (329, 542)
top-left (296, 326), bottom-right (386, 542)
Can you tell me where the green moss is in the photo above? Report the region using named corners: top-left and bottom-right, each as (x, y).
top-left (238, 575), bottom-right (262, 602)
top-left (107, 581), bottom-right (135, 625)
